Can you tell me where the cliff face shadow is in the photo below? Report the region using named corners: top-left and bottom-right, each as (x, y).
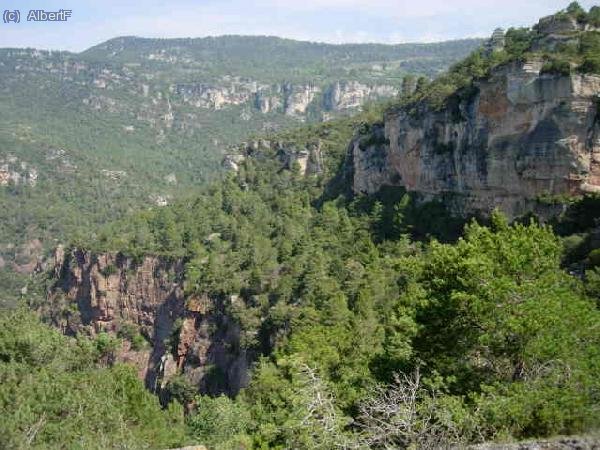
top-left (144, 288), bottom-right (184, 392)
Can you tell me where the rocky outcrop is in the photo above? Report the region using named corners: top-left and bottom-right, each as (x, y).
top-left (533, 14), bottom-right (599, 52)
top-left (348, 59), bottom-right (600, 218)
top-left (276, 140), bottom-right (324, 176)
top-left (283, 82), bottom-right (321, 116)
top-left (0, 155), bottom-right (38, 187)
top-left (222, 153), bottom-right (247, 172)
top-left (48, 249), bottom-right (253, 397)
top-left (175, 81), bottom-right (259, 110)
top-left (323, 81), bottom-right (398, 111)
top-left (255, 88), bottom-right (282, 113)
top-left (223, 138), bottom-right (324, 176)
top-left (173, 78), bottom-right (398, 118)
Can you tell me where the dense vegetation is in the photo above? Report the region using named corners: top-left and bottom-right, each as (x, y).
top-left (0, 308), bottom-right (188, 449)
top-left (2, 3), bottom-right (600, 448)
top-left (0, 36), bottom-right (481, 304)
top-left (77, 88), bottom-right (600, 449)
top-left (83, 36), bottom-right (482, 83)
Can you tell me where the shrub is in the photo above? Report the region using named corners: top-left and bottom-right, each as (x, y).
top-left (94, 332), bottom-right (119, 363)
top-left (504, 27), bottom-right (535, 59)
top-left (561, 233), bottom-right (589, 264)
top-left (0, 309), bottom-right (187, 449)
top-left (541, 58), bottom-right (571, 76)
top-left (100, 264), bottom-right (118, 277)
top-left (586, 248), bottom-right (600, 268)
top-left (588, 6), bottom-right (600, 27)
top-left (187, 395), bottom-right (251, 447)
top-left (566, 2), bottom-right (586, 21)
top-left (165, 375), bottom-right (197, 406)
top-left (584, 267), bottom-right (600, 307)
top-left (580, 55), bottom-right (600, 74)
top-left (117, 322), bottom-right (147, 351)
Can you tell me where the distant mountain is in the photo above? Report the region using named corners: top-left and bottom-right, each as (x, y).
top-left (81, 35), bottom-right (481, 81)
top-left (0, 35), bottom-right (482, 295)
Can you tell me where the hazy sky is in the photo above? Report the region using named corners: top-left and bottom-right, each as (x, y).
top-left (0, 0), bottom-right (598, 52)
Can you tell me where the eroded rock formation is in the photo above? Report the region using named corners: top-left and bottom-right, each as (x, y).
top-left (173, 78), bottom-right (398, 118)
top-left (223, 138), bottom-right (324, 176)
top-left (48, 249), bottom-right (252, 398)
top-left (324, 81), bottom-right (398, 111)
top-left (348, 59), bottom-right (600, 218)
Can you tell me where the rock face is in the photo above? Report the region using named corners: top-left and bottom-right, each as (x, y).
top-left (324, 81), bottom-right (398, 111)
top-left (223, 138), bottom-right (324, 176)
top-left (49, 249), bottom-right (252, 397)
top-left (175, 80), bottom-right (260, 110)
top-left (276, 140), bottom-right (324, 176)
top-left (0, 155), bottom-right (38, 187)
top-left (532, 14), bottom-right (598, 52)
top-left (255, 88), bottom-right (283, 113)
top-left (348, 59), bottom-right (600, 218)
top-left (283, 82), bottom-right (321, 116)
top-left (174, 78), bottom-right (398, 118)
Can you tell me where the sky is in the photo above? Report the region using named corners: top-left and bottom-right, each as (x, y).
top-left (0, 0), bottom-right (598, 52)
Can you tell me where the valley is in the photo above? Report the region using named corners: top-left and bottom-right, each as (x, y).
top-left (0, 36), bottom-right (481, 304)
top-left (1, 2), bottom-right (600, 449)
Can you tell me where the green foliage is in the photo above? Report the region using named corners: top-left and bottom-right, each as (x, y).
top-left (390, 5), bottom-right (600, 116)
top-left (240, 358), bottom-right (351, 448)
top-left (78, 78), bottom-right (600, 443)
top-left (93, 332), bottom-right (121, 366)
top-left (504, 28), bottom-right (535, 60)
top-left (412, 219), bottom-right (600, 438)
top-left (165, 375), bottom-right (198, 406)
top-left (100, 264), bottom-right (118, 278)
top-left (561, 233), bottom-right (588, 265)
top-left (551, 194), bottom-right (600, 235)
top-left (5, 8), bottom-right (600, 448)
top-left (541, 57), bottom-right (572, 75)
top-left (186, 395), bottom-right (251, 448)
top-left (579, 32), bottom-right (600, 73)
top-left (393, 42), bottom-right (516, 113)
top-left (117, 321), bottom-right (147, 351)
top-left (580, 55), bottom-right (600, 74)
top-left (586, 248), bottom-right (600, 268)
top-left (0, 308), bottom-right (187, 449)
top-left (584, 267), bottom-right (600, 307)
top-left (352, 187), bottom-right (468, 242)
top-left (566, 2), bottom-right (586, 21)
top-left (83, 36), bottom-right (483, 83)
top-left (589, 6), bottom-right (600, 26)
top-left (0, 36), bottom-right (482, 298)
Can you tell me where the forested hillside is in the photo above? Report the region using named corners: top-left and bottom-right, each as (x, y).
top-left (0, 36), bottom-right (481, 303)
top-left (61, 89), bottom-right (599, 450)
top-left (2, 3), bottom-right (600, 449)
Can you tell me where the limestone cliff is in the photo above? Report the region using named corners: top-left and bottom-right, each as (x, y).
top-left (173, 78), bottom-right (398, 118)
top-left (223, 138), bottom-right (324, 177)
top-left (348, 59), bottom-right (600, 218)
top-left (283, 82), bottom-right (321, 117)
top-left (323, 81), bottom-right (398, 111)
top-left (48, 248), bottom-right (252, 398)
